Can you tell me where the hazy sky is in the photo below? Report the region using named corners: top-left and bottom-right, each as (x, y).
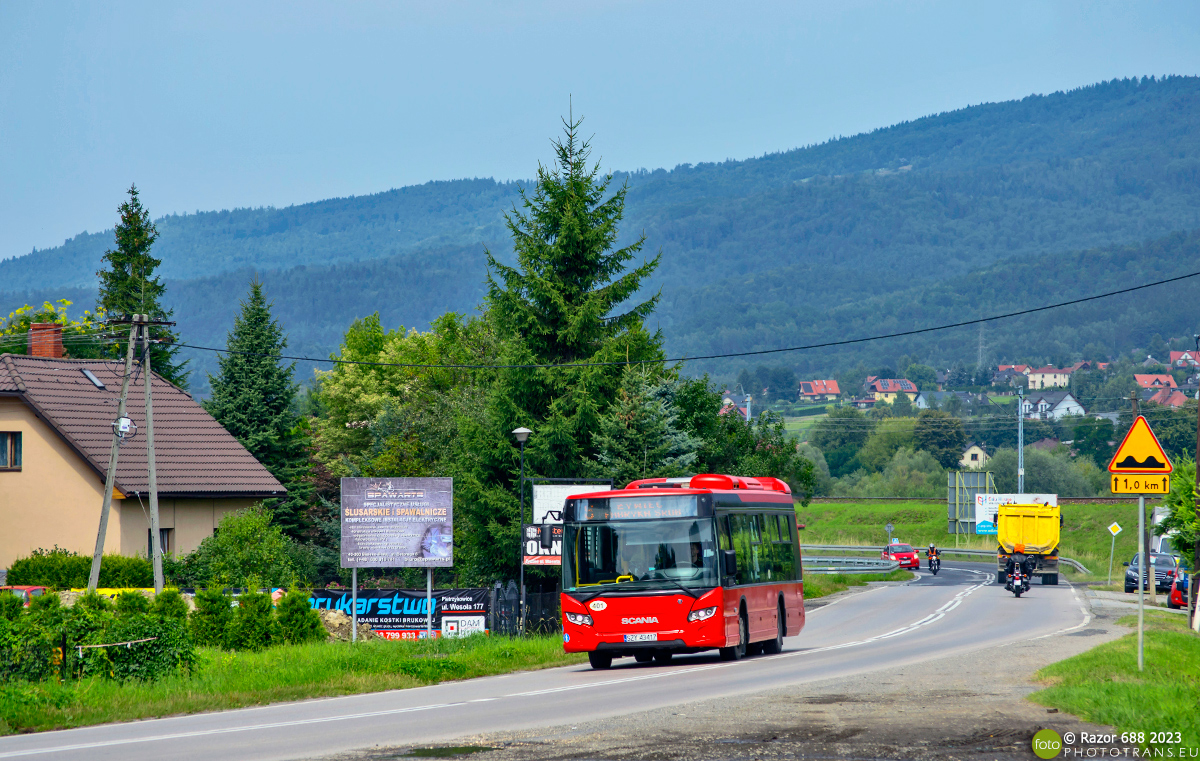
top-left (3, 1), bottom-right (1199, 259)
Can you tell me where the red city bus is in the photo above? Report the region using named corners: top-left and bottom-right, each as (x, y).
top-left (560, 473), bottom-right (805, 669)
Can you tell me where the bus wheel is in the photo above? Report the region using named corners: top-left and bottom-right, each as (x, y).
top-left (634, 652), bottom-right (653, 663)
top-left (720, 611), bottom-right (748, 661)
top-left (762, 601), bottom-right (785, 655)
top-left (653, 651), bottom-right (673, 664)
top-left (588, 652), bottom-right (613, 670)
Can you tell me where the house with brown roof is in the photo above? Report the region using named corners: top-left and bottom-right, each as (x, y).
top-left (0, 345), bottom-right (284, 570)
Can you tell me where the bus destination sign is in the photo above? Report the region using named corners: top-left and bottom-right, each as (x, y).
top-left (585, 496), bottom-right (699, 521)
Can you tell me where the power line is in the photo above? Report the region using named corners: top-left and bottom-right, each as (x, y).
top-left (172, 268), bottom-right (1200, 370)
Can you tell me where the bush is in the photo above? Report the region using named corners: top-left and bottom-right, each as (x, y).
top-left (0, 616), bottom-right (55, 682)
top-left (229, 590), bottom-right (278, 651)
top-left (189, 589), bottom-right (234, 648)
top-left (833, 447), bottom-right (945, 499)
top-left (103, 614), bottom-right (196, 682)
top-left (174, 507), bottom-right (311, 588)
top-left (0, 592), bottom-right (24, 621)
top-left (276, 590), bottom-right (325, 645)
top-left (989, 447), bottom-right (1101, 497)
top-left (152, 590), bottom-right (189, 620)
top-left (7, 547), bottom-right (153, 589)
top-left (115, 591), bottom-right (151, 617)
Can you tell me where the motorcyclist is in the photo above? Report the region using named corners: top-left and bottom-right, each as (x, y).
top-left (1005, 544), bottom-right (1035, 586)
top-left (926, 543), bottom-right (939, 560)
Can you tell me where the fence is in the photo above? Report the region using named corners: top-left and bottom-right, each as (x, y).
top-left (490, 581), bottom-right (561, 637)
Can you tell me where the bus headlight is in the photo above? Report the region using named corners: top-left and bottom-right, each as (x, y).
top-left (565, 612), bottom-right (593, 626)
top-left (687, 606), bottom-right (718, 622)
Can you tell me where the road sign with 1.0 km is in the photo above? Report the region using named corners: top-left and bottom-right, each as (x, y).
top-left (1111, 474), bottom-right (1170, 494)
top-left (1108, 522), bottom-right (1122, 537)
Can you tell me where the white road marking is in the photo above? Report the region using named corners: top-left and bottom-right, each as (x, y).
top-left (0, 703), bottom-right (464, 759)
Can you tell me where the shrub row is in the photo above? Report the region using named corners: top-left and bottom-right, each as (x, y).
top-left (189, 588), bottom-right (325, 651)
top-left (0, 590), bottom-right (194, 683)
top-left (7, 547), bottom-right (153, 589)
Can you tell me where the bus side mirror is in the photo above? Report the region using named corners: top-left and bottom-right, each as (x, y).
top-left (539, 524), bottom-right (554, 550)
top-left (722, 550), bottom-right (738, 579)
top-left (1123, 562), bottom-right (1129, 567)
top-left (796, 523), bottom-right (806, 531)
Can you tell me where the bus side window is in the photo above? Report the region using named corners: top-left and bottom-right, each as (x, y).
top-left (729, 514), bottom-right (756, 585)
top-left (774, 515), bottom-right (796, 581)
top-left (759, 513), bottom-right (778, 581)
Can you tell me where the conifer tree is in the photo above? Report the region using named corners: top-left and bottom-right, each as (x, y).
top-left (96, 185), bottom-right (187, 386)
top-left (456, 117), bottom-right (666, 582)
top-left (204, 279), bottom-right (310, 537)
top-left (586, 368), bottom-right (700, 487)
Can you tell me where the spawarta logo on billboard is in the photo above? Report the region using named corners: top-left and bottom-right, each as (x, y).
top-left (340, 477), bottom-right (453, 568)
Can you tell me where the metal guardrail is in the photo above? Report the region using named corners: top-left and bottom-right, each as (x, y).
top-left (801, 545), bottom-right (1092, 575)
top-left (802, 556), bottom-right (901, 575)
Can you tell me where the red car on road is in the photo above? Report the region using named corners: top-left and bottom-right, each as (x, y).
top-left (881, 542), bottom-right (920, 569)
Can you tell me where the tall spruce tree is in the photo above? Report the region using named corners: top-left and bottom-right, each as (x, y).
top-left (204, 279), bottom-right (310, 538)
top-left (96, 185), bottom-right (187, 386)
top-left (456, 117), bottom-right (665, 583)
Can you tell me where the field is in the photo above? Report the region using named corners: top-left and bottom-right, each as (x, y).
top-left (1029, 610), bottom-right (1200, 752)
top-left (0, 634), bottom-right (583, 735)
top-left (795, 500), bottom-right (1156, 578)
top-left (784, 414), bottom-right (825, 441)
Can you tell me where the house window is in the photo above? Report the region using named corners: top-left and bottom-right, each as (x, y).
top-left (0, 432), bottom-right (21, 470)
top-left (147, 528), bottom-right (173, 558)
top-left (970, 453), bottom-right (979, 461)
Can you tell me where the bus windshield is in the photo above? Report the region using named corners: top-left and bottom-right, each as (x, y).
top-left (563, 518), bottom-right (718, 591)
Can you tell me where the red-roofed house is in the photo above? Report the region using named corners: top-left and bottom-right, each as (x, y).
top-left (1147, 388), bottom-right (1189, 408)
top-left (798, 379), bottom-right (840, 401)
top-left (1135, 374), bottom-right (1177, 389)
top-left (1027, 367), bottom-right (1072, 390)
top-left (868, 378), bottom-right (918, 403)
top-left (1169, 351), bottom-right (1200, 369)
top-left (0, 343), bottom-right (284, 569)
top-left (998, 365), bottom-right (1031, 374)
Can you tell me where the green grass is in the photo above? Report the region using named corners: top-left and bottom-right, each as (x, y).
top-left (796, 500), bottom-right (1163, 575)
top-left (1029, 611), bottom-right (1200, 752)
top-left (784, 414), bottom-right (826, 440)
top-left (0, 635), bottom-right (583, 735)
top-left (803, 569), bottom-right (913, 599)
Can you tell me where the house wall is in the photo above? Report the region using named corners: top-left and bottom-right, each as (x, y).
top-left (118, 497), bottom-right (260, 558)
top-left (0, 397), bottom-right (119, 569)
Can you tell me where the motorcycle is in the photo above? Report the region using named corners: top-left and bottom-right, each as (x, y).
top-left (928, 553), bottom-right (940, 575)
top-left (1006, 564), bottom-right (1031, 598)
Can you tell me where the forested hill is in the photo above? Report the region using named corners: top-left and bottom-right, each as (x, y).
top-left (3, 76), bottom-right (1200, 390)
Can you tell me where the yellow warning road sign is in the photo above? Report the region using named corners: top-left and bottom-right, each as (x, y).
top-left (1107, 415), bottom-right (1173, 474)
top-left (1111, 474), bottom-right (1170, 494)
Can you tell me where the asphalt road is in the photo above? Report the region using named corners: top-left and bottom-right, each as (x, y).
top-left (0, 562), bottom-right (1091, 761)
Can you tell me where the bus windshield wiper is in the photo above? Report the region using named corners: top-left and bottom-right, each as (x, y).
top-left (661, 577), bottom-right (699, 598)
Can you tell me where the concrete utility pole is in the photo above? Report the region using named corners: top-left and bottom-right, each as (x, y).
top-left (1130, 390), bottom-right (1146, 671)
top-left (143, 319), bottom-right (164, 594)
top-left (1017, 388), bottom-right (1025, 494)
top-left (88, 319), bottom-right (141, 592)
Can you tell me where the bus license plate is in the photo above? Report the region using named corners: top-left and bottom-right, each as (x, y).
top-left (624, 633), bottom-right (658, 643)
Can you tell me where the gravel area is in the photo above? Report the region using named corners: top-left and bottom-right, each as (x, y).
top-left (321, 590), bottom-right (1125, 761)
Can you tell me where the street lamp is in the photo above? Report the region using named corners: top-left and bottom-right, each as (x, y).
top-left (512, 427), bottom-right (532, 634)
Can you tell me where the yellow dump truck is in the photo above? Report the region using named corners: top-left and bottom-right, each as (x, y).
top-left (996, 503), bottom-right (1062, 585)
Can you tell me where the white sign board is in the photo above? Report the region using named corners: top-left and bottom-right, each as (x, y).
top-left (441, 615), bottom-right (486, 638)
top-left (532, 483), bottom-right (610, 524)
top-left (974, 493), bottom-right (1057, 535)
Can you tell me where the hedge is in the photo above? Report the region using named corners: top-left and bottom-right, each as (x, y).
top-left (7, 547), bottom-right (153, 589)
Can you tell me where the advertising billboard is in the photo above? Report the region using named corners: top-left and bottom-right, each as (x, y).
top-left (974, 493), bottom-right (1057, 534)
top-left (525, 483), bottom-right (609, 565)
top-left (340, 477), bottom-right (453, 568)
top-left (309, 588), bottom-right (488, 639)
